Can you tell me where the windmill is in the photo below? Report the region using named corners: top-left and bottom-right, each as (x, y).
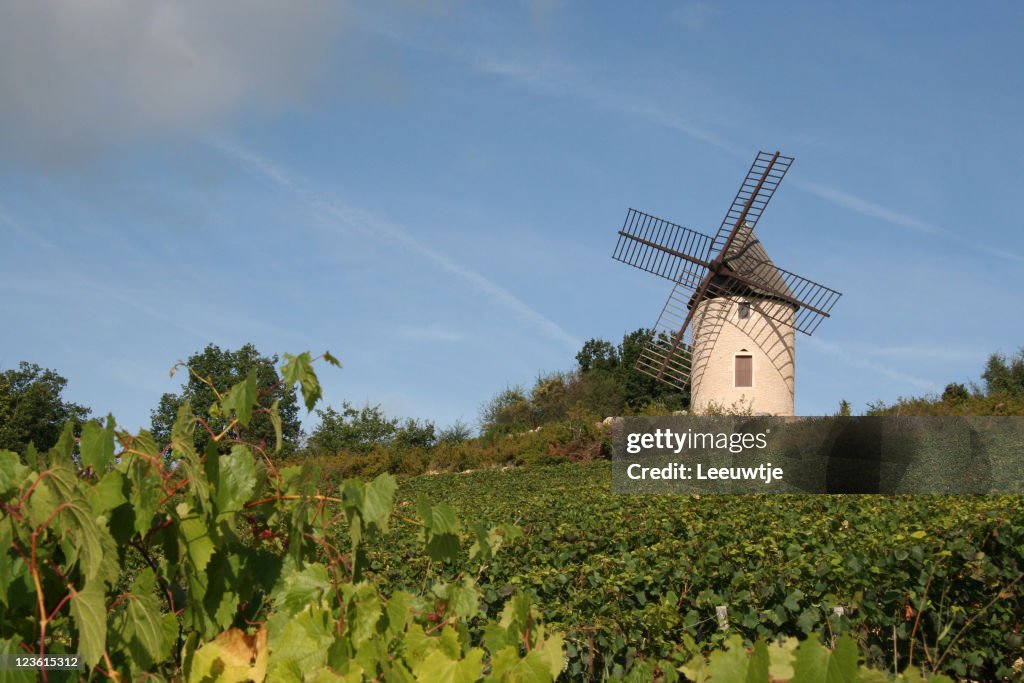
top-left (612, 151), bottom-right (842, 416)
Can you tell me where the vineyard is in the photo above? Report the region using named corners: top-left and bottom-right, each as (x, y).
top-left (0, 353), bottom-right (1022, 681)
top-left (355, 463), bottom-right (1024, 681)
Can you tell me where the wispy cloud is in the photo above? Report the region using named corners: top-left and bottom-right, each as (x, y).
top-left (839, 341), bottom-right (987, 364)
top-left (211, 138), bottom-right (581, 354)
top-left (804, 336), bottom-right (942, 393)
top-left (0, 202), bottom-right (56, 250)
top-left (462, 51), bottom-right (1024, 265)
top-left (791, 179), bottom-right (1024, 264)
top-left (475, 57), bottom-right (744, 155)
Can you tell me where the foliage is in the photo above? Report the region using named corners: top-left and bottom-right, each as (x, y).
top-left (437, 419), bottom-right (474, 445)
top-left (576, 328), bottom-right (689, 414)
top-left (681, 633), bottom-right (959, 682)
top-left (982, 347), bottom-right (1024, 397)
top-left (478, 329), bottom-right (689, 438)
top-left (0, 362), bottom-right (90, 455)
top-left (0, 351), bottom-right (563, 681)
top-left (150, 343), bottom-right (302, 457)
top-left (358, 463), bottom-right (1024, 681)
top-left (479, 386), bottom-right (535, 435)
top-left (869, 346), bottom-right (1024, 416)
top-left (308, 402), bottom-right (438, 456)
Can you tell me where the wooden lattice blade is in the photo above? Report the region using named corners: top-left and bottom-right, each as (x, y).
top-left (633, 275), bottom-right (707, 389)
top-left (613, 208), bottom-right (713, 288)
top-left (718, 258), bottom-right (842, 335)
top-left (710, 151), bottom-right (794, 258)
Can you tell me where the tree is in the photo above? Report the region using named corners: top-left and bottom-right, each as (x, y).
top-left (942, 383), bottom-right (971, 403)
top-left (437, 419), bottom-right (473, 444)
top-left (0, 362), bottom-right (90, 454)
top-left (981, 349), bottom-right (1024, 397)
top-left (309, 402), bottom-right (398, 455)
top-left (479, 386), bottom-right (534, 435)
top-left (150, 344), bottom-right (301, 456)
top-left (309, 402), bottom-right (437, 454)
top-left (575, 328), bottom-right (689, 413)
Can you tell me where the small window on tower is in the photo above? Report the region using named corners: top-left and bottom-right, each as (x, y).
top-left (735, 355), bottom-right (753, 387)
top-left (738, 302), bottom-right (750, 319)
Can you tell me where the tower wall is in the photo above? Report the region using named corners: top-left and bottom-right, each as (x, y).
top-left (690, 296), bottom-right (795, 416)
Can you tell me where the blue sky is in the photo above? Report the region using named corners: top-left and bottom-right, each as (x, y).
top-left (2, 1), bottom-right (1023, 433)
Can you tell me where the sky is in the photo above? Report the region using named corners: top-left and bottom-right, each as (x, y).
top-left (2, 1), bottom-right (1023, 434)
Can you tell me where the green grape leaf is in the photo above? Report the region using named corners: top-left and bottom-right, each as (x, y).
top-left (280, 352), bottom-right (322, 412)
top-left (534, 632), bottom-right (566, 680)
top-left (703, 635), bottom-right (755, 682)
top-left (128, 458), bottom-right (161, 536)
top-left (222, 369), bottom-right (258, 427)
top-left (412, 648), bottom-right (482, 683)
top-left (130, 430), bottom-right (163, 459)
top-left (186, 627), bottom-right (268, 683)
top-left (204, 552), bottom-right (242, 632)
top-left (266, 605), bottom-right (334, 678)
top-left (178, 503), bottom-right (216, 572)
top-left (445, 577), bottom-right (480, 620)
top-left (272, 561), bottom-right (331, 616)
top-left (80, 415), bottom-right (116, 472)
top-left (344, 582), bottom-right (383, 647)
top-left (322, 351), bottom-right (342, 368)
top-left (214, 446), bottom-right (257, 520)
top-left (86, 469), bottom-right (126, 517)
top-left (70, 579), bottom-right (107, 668)
top-left (110, 568), bottom-right (173, 669)
top-left (417, 497), bottom-right (459, 534)
top-left (426, 533), bottom-right (461, 563)
top-left (385, 591), bottom-right (414, 638)
top-left (47, 421), bottom-right (75, 466)
top-left (0, 523), bottom-right (25, 606)
top-left (490, 646), bottom-right (554, 682)
top-left (767, 637), bottom-right (798, 681)
top-left (0, 637), bottom-right (35, 682)
top-left (792, 634), bottom-right (858, 683)
top-left (30, 465), bottom-right (108, 581)
top-left (362, 473), bottom-right (397, 529)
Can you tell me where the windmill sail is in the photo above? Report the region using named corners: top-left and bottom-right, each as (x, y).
top-left (613, 209), bottom-right (713, 287)
top-left (709, 151), bottom-right (794, 257)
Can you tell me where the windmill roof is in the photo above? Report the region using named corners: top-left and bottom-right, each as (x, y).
top-left (711, 224), bottom-right (796, 303)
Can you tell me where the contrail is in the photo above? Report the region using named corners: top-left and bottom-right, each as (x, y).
top-left (791, 179), bottom-right (1024, 264)
top-left (804, 336), bottom-right (941, 394)
top-left (466, 56), bottom-right (1024, 264)
top-left (210, 138), bottom-right (581, 353)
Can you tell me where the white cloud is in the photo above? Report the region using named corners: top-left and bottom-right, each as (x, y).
top-left (0, 1), bottom-right (341, 167)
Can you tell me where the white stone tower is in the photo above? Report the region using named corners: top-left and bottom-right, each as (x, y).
top-left (690, 295), bottom-right (796, 415)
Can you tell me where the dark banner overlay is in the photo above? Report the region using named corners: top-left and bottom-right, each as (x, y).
top-left (611, 416), bottom-right (1024, 494)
